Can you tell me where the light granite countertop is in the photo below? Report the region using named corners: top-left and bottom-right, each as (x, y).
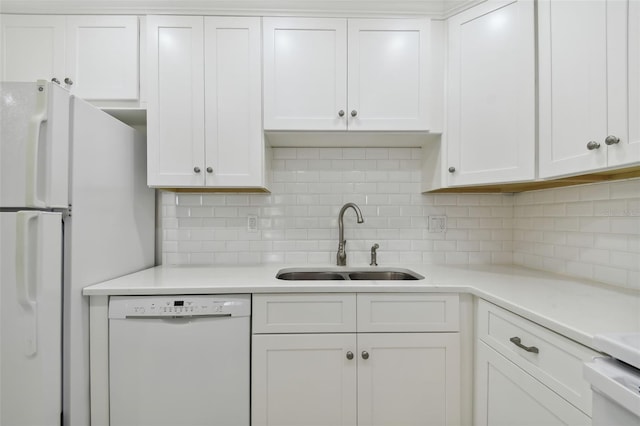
top-left (83, 263), bottom-right (640, 350)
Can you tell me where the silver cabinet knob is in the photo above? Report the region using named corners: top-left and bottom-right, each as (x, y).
top-left (338, 110), bottom-right (345, 117)
top-left (193, 166), bottom-right (201, 173)
top-left (605, 135), bottom-right (620, 145)
top-left (51, 78), bottom-right (60, 84)
top-left (448, 167), bottom-right (456, 173)
top-left (64, 77), bottom-right (73, 86)
top-left (346, 351), bottom-right (354, 360)
top-left (587, 141), bottom-right (601, 150)
top-left (206, 167), bottom-right (213, 173)
top-left (361, 351), bottom-right (369, 360)
top-left (351, 110), bottom-right (358, 117)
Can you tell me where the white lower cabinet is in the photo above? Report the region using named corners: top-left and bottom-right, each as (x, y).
top-left (474, 299), bottom-right (596, 426)
top-left (475, 342), bottom-right (590, 426)
top-left (251, 293), bottom-right (461, 426)
top-left (357, 333), bottom-right (460, 426)
top-left (252, 333), bottom-right (357, 426)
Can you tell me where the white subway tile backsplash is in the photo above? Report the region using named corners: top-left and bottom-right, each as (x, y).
top-left (158, 148), bottom-right (638, 291)
top-left (514, 178), bottom-right (640, 290)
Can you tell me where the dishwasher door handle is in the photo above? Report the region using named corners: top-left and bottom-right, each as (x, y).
top-left (124, 313), bottom-right (233, 319)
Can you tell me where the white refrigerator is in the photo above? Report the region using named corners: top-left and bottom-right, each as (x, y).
top-left (0, 81), bottom-right (155, 426)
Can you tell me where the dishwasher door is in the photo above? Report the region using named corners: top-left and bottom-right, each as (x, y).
top-left (108, 295), bottom-right (250, 426)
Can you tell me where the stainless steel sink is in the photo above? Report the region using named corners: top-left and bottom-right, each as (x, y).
top-left (276, 267), bottom-right (424, 281)
top-left (347, 271), bottom-right (420, 280)
top-left (276, 271), bottom-right (346, 280)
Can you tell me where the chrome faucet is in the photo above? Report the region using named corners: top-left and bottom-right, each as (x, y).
top-left (336, 202), bottom-right (364, 266)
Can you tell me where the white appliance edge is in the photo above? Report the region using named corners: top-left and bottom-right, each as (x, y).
top-left (0, 81), bottom-right (155, 426)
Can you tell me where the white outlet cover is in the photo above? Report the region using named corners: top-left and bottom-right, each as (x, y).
top-left (247, 215), bottom-right (258, 232)
top-left (428, 215), bottom-right (447, 233)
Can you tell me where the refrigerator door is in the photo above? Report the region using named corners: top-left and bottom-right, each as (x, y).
top-left (0, 81), bottom-right (70, 208)
top-left (0, 211), bottom-right (62, 425)
top-left (63, 96), bottom-right (155, 426)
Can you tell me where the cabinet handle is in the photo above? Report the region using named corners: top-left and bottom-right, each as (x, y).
top-left (346, 351), bottom-right (354, 360)
top-left (605, 135), bottom-right (620, 145)
top-left (206, 167), bottom-right (213, 173)
top-left (338, 110), bottom-right (345, 117)
top-left (351, 110), bottom-right (358, 117)
top-left (51, 78), bottom-right (60, 84)
top-left (509, 336), bottom-right (539, 354)
top-left (448, 167), bottom-right (456, 173)
top-left (586, 141), bottom-right (600, 150)
top-left (64, 77), bottom-right (73, 86)
top-left (361, 351), bottom-right (369, 360)
top-left (193, 166), bottom-right (201, 173)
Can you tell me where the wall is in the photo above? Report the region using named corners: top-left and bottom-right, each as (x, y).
top-left (512, 178), bottom-right (640, 291)
top-left (158, 147), bottom-right (514, 266)
top-left (158, 147), bottom-right (640, 291)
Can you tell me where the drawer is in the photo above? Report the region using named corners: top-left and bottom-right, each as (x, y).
top-left (357, 293), bottom-right (459, 332)
top-left (252, 294), bottom-right (356, 334)
top-left (477, 299), bottom-right (599, 415)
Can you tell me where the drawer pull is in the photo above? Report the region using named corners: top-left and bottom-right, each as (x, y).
top-left (510, 336), bottom-right (539, 354)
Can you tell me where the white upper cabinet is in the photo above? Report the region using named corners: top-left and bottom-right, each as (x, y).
top-left (1, 15), bottom-right (139, 101)
top-left (539, 0), bottom-right (640, 178)
top-left (147, 15), bottom-right (266, 189)
top-left (0, 15), bottom-right (66, 84)
top-left (263, 17), bottom-right (431, 131)
top-left (204, 17), bottom-right (264, 187)
top-left (263, 18), bottom-right (347, 131)
top-left (65, 16), bottom-right (139, 100)
top-left (147, 16), bottom-right (205, 187)
top-left (348, 19), bottom-right (430, 131)
top-left (446, 0), bottom-right (535, 186)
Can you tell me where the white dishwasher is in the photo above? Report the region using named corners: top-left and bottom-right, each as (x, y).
top-left (108, 294), bottom-right (250, 426)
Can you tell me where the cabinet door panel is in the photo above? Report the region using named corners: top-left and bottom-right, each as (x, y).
top-left (347, 19), bottom-right (430, 131)
top-left (0, 15), bottom-right (65, 82)
top-left (147, 16), bottom-right (205, 187)
top-left (447, 1), bottom-right (534, 186)
top-left (358, 333), bottom-right (460, 426)
top-left (608, 0), bottom-right (640, 167)
top-left (475, 342), bottom-right (591, 426)
top-left (539, 0), bottom-right (608, 178)
top-left (66, 16), bottom-right (139, 100)
top-left (252, 334), bottom-right (357, 426)
top-left (204, 17), bottom-right (263, 187)
top-left (263, 18), bottom-right (347, 130)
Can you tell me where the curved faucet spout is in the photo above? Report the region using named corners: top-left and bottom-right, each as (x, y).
top-left (337, 202), bottom-right (364, 266)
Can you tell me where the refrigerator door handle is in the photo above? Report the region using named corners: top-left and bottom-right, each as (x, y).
top-left (25, 80), bottom-right (48, 208)
top-left (16, 211), bottom-right (40, 356)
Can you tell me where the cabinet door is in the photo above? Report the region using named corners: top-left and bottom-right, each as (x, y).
top-left (447, 1), bottom-right (535, 186)
top-left (204, 17), bottom-right (264, 187)
top-left (347, 19), bottom-right (430, 131)
top-left (263, 18), bottom-right (347, 130)
top-left (147, 16), bottom-right (205, 187)
top-left (539, 0), bottom-right (609, 178)
top-left (0, 15), bottom-right (65, 83)
top-left (475, 342), bottom-right (591, 426)
top-left (357, 333), bottom-right (460, 426)
top-left (65, 16), bottom-right (139, 100)
top-left (607, 0), bottom-right (640, 167)
top-left (252, 334), bottom-right (357, 426)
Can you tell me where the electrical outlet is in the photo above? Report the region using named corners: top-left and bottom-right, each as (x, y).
top-left (428, 215), bottom-right (447, 233)
top-left (247, 215), bottom-right (258, 232)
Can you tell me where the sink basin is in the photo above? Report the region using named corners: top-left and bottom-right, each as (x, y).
top-left (276, 271), bottom-right (346, 280)
top-left (276, 267), bottom-right (424, 281)
top-left (347, 271), bottom-right (420, 280)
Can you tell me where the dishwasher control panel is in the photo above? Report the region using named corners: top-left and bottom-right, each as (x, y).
top-left (108, 295), bottom-right (251, 319)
